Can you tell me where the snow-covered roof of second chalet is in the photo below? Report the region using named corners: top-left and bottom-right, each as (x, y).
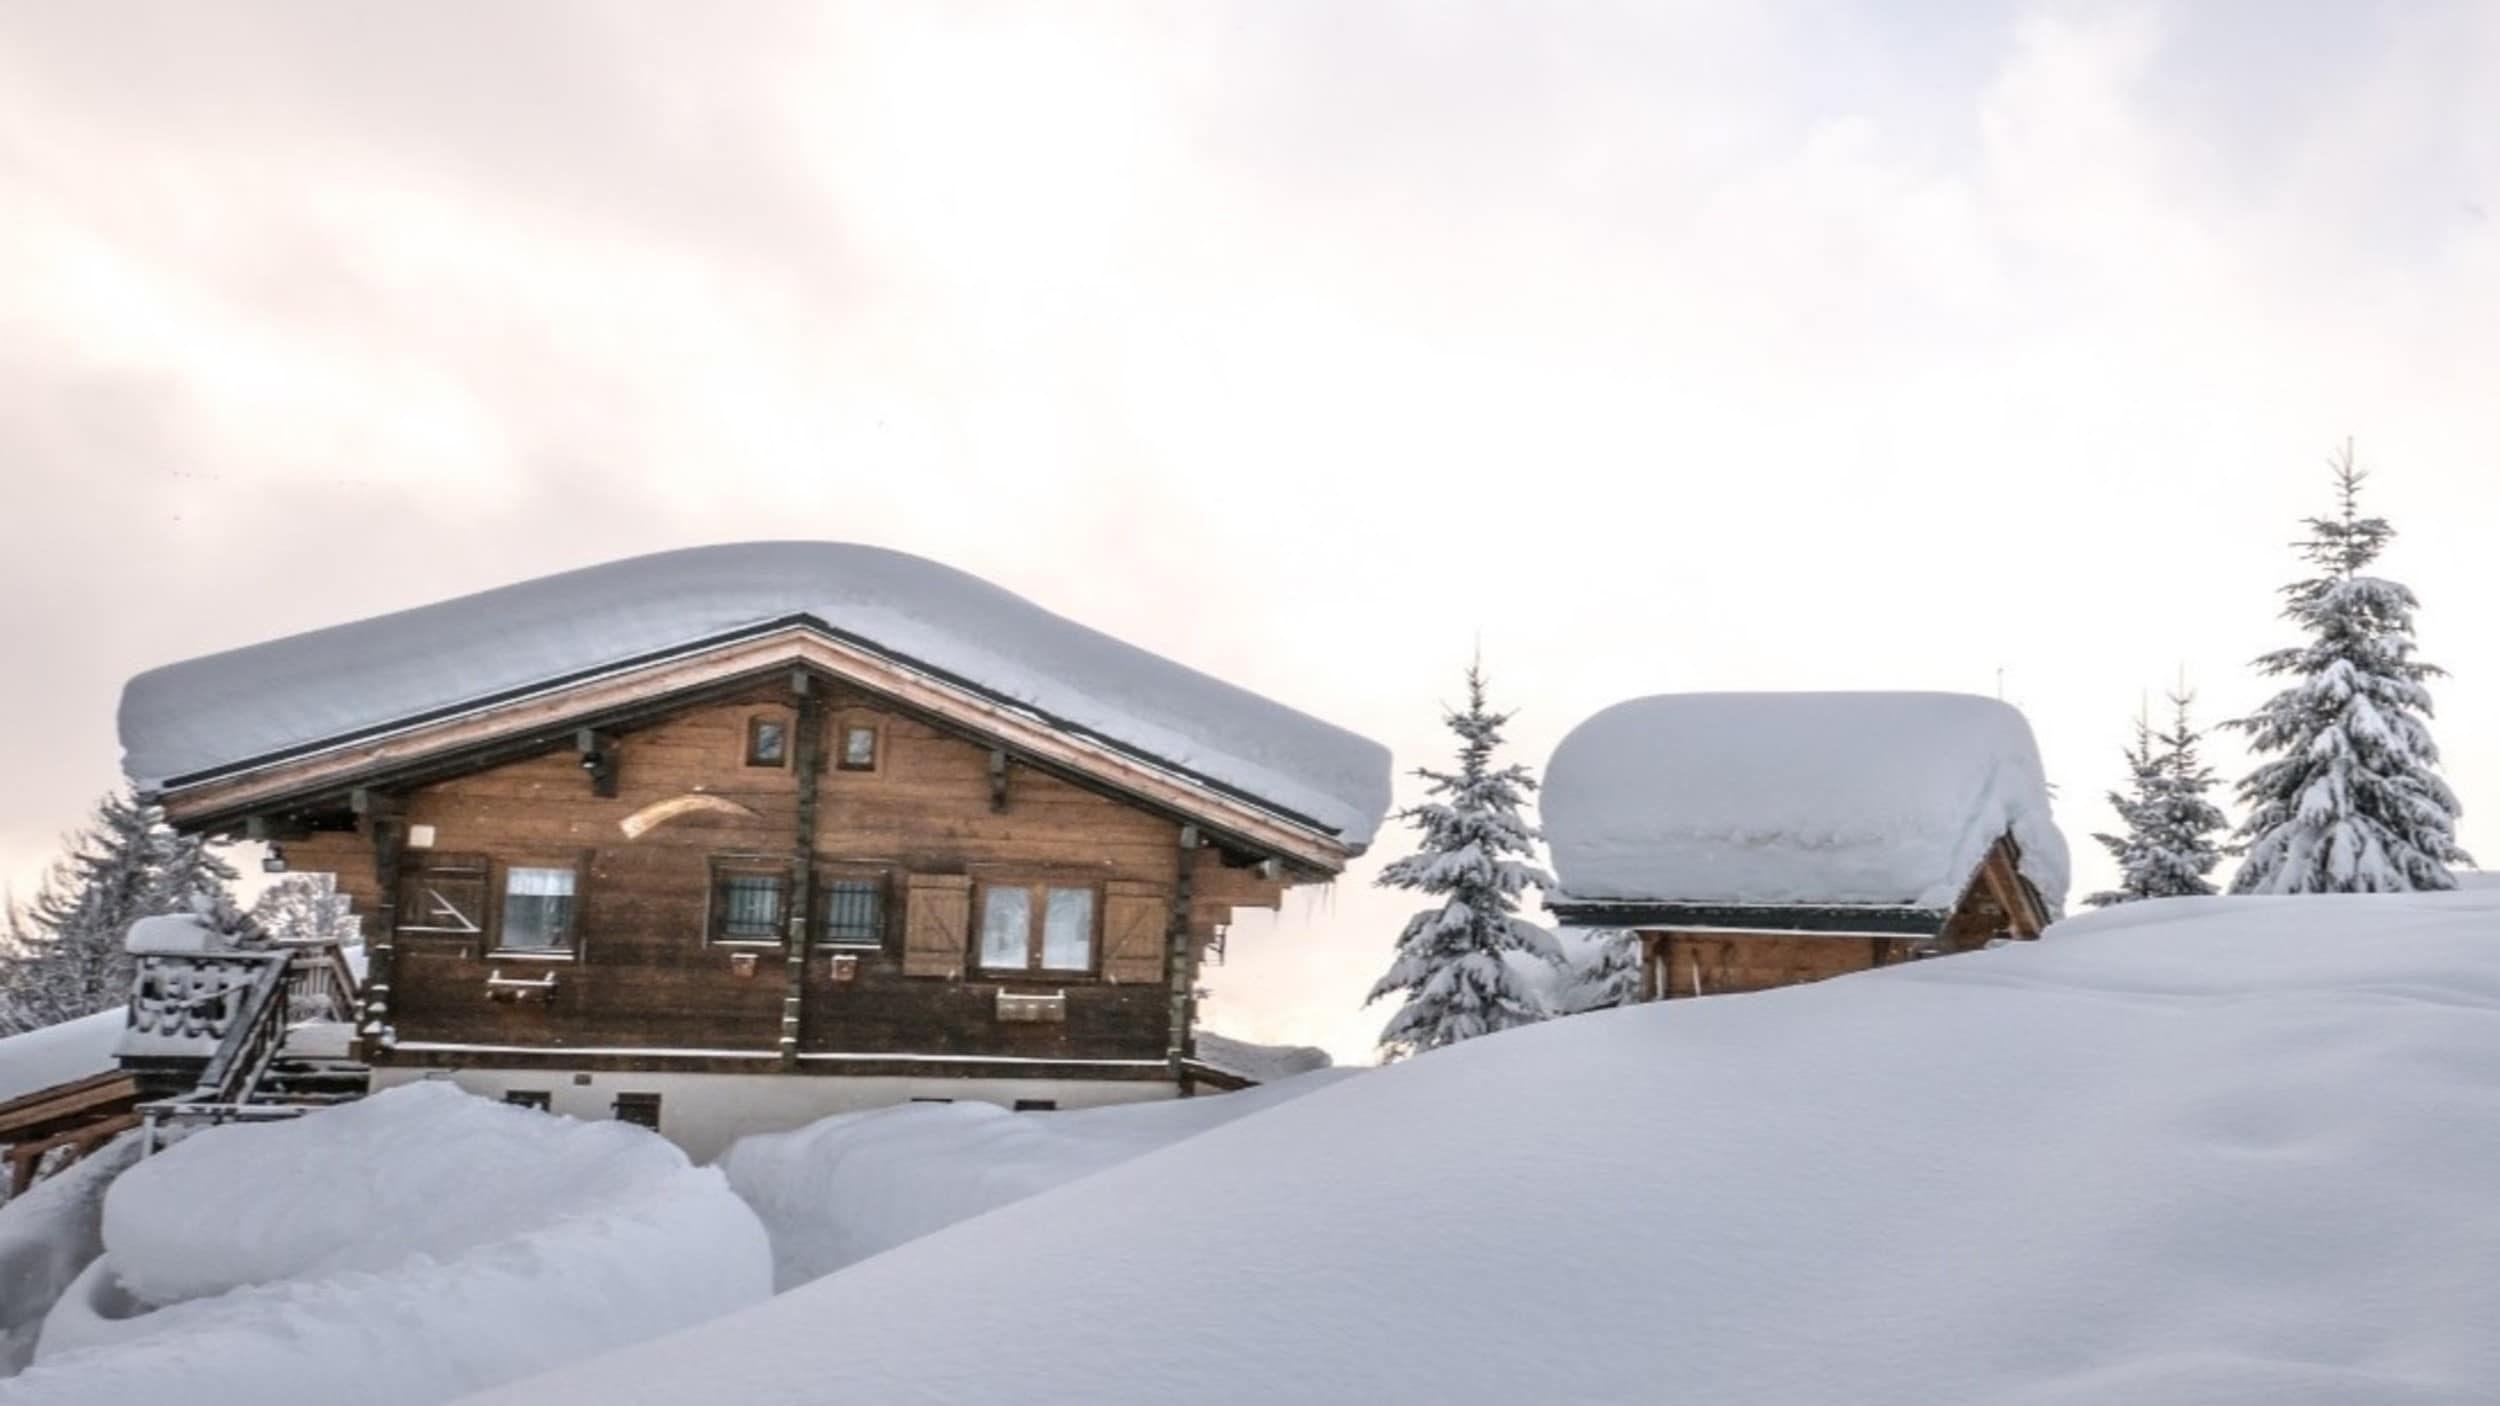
top-left (119, 543), bottom-right (1392, 848)
top-left (1544, 691), bottom-right (2069, 916)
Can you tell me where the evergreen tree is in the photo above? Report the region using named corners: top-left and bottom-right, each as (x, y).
top-left (1366, 661), bottom-right (1561, 1061)
top-left (0, 789), bottom-right (242, 1035)
top-left (2086, 690), bottom-right (2230, 905)
top-left (1558, 928), bottom-right (1640, 1013)
top-left (2228, 442), bottom-right (2470, 893)
top-left (2083, 707), bottom-right (2165, 907)
top-left (250, 872), bottom-right (359, 947)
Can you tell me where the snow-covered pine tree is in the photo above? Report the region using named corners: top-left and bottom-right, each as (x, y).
top-left (2139, 688), bottom-right (2228, 898)
top-left (0, 790), bottom-right (243, 1034)
top-left (2229, 442), bottom-right (2470, 893)
top-left (250, 872), bottom-right (360, 947)
top-left (2083, 707), bottom-right (2164, 907)
top-left (1366, 661), bottom-right (1561, 1061)
top-left (1560, 928), bottom-right (1641, 1012)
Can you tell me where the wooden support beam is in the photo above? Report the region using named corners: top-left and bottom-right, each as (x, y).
top-left (988, 749), bottom-right (1011, 814)
top-left (573, 728), bottom-right (618, 798)
top-left (780, 688), bottom-right (825, 1069)
top-left (363, 792), bottom-right (405, 1059)
top-left (1167, 824), bottom-right (1201, 1085)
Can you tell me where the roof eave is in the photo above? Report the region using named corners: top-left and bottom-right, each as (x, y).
top-left (1544, 899), bottom-right (1951, 937)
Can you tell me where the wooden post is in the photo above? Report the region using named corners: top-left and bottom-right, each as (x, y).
top-left (357, 789), bottom-right (403, 1060)
top-left (988, 748), bottom-right (1010, 813)
top-left (1166, 825), bottom-right (1200, 1089)
top-left (781, 681), bottom-right (824, 1069)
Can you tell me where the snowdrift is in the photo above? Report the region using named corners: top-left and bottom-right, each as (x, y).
top-left (3, 1083), bottom-right (770, 1405)
top-left (482, 893), bottom-right (2500, 1405)
top-left (723, 1070), bottom-right (1350, 1289)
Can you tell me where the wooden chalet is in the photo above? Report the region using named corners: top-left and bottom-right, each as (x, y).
top-left (1542, 692), bottom-right (2067, 1002)
top-left (106, 543), bottom-right (1389, 1159)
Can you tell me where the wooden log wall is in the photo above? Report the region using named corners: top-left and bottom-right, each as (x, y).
top-left (268, 677), bottom-right (1294, 1067)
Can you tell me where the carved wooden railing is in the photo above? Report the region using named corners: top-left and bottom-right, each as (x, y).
top-left (131, 940), bottom-right (361, 1138)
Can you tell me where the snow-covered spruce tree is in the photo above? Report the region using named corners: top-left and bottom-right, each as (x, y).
top-left (2139, 689), bottom-right (2228, 898)
top-left (1366, 662), bottom-right (1561, 1061)
top-left (1560, 928), bottom-right (1641, 1013)
top-left (2228, 442), bottom-right (2470, 893)
top-left (0, 790), bottom-right (242, 1034)
top-left (2086, 690), bottom-right (2230, 905)
top-left (2083, 707), bottom-right (2165, 907)
top-left (250, 872), bottom-right (359, 947)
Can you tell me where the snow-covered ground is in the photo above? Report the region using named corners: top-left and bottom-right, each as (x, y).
top-left (0, 1084), bottom-right (771, 1405)
top-left (723, 1069), bottom-right (1350, 1289)
top-left (479, 892), bottom-right (2500, 1405)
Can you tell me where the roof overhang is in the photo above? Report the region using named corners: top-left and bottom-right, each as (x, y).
top-left (151, 623), bottom-right (1359, 876)
top-left (1544, 900), bottom-right (1950, 937)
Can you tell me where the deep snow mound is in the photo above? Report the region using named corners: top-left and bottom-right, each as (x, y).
top-left (480, 892), bottom-right (2500, 1405)
top-left (722, 1070), bottom-right (1352, 1289)
top-left (5, 1083), bottom-right (769, 1405)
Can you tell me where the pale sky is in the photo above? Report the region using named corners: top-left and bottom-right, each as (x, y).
top-left (3, 2), bottom-right (2494, 1063)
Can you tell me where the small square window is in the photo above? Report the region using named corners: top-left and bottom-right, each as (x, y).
top-left (503, 1090), bottom-right (552, 1111)
top-left (746, 716), bottom-right (788, 767)
top-left (499, 866), bottom-right (576, 952)
top-left (713, 869), bottom-right (786, 943)
top-left (613, 1092), bottom-right (661, 1129)
top-left (821, 878), bottom-right (884, 948)
top-left (838, 724), bottom-right (878, 771)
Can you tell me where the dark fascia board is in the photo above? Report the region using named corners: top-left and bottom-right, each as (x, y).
top-left (151, 612), bottom-right (1351, 848)
top-left (1545, 900), bottom-right (1950, 937)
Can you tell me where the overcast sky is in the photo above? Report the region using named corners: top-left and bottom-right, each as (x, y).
top-left (3, 1), bottom-right (2494, 1062)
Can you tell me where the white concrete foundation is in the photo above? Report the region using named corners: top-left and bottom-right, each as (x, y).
top-left (369, 1065), bottom-right (1179, 1162)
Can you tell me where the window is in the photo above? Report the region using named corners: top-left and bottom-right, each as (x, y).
top-left (820, 877), bottom-right (884, 948)
top-left (503, 1090), bottom-right (552, 1111)
top-left (746, 716), bottom-right (787, 768)
top-left (397, 855), bottom-right (487, 936)
top-left (613, 1092), bottom-right (661, 1129)
top-left (711, 862), bottom-right (788, 944)
top-left (977, 882), bottom-right (1097, 973)
top-left (498, 866), bottom-right (577, 952)
top-left (1013, 1099), bottom-right (1058, 1112)
top-left (838, 723), bottom-right (879, 771)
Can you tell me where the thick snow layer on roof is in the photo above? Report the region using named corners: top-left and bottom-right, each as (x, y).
top-left (7, 1083), bottom-right (768, 1404)
top-left (1191, 1030), bottom-right (1333, 1084)
top-left (118, 542), bottom-right (1391, 846)
top-left (1544, 691), bottom-right (2069, 912)
top-left (0, 1012), bottom-right (122, 1107)
top-left (477, 891), bottom-right (2500, 1405)
top-left (719, 1070), bottom-right (1349, 1290)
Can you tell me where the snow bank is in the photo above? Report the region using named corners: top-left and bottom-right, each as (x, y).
top-left (1545, 690), bottom-right (2069, 912)
top-left (0, 1012), bottom-right (122, 1108)
top-left (482, 892), bottom-right (2500, 1405)
top-left (7, 1083), bottom-right (769, 1405)
top-left (720, 1071), bottom-right (1350, 1289)
top-left (1193, 1030), bottom-right (1332, 1084)
top-left (0, 1133), bottom-right (144, 1377)
top-left (118, 542), bottom-right (1391, 846)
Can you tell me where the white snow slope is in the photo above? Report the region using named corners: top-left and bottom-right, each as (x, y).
top-left (1545, 690), bottom-right (2070, 912)
top-left (117, 542), bottom-right (1391, 846)
top-left (482, 892), bottom-right (2500, 1406)
top-left (2, 1083), bottom-right (770, 1405)
top-left (723, 1069), bottom-right (1352, 1290)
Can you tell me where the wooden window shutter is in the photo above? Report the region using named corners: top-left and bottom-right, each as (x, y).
top-left (1100, 881), bottom-right (1169, 985)
top-left (902, 874), bottom-right (973, 978)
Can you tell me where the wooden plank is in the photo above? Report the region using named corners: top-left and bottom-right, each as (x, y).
top-left (902, 874), bottom-right (972, 978)
top-left (1100, 881), bottom-right (1168, 985)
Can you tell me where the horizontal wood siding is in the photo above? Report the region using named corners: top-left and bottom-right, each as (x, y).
top-left (267, 680), bottom-right (1296, 1066)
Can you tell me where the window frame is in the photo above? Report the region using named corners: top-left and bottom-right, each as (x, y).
top-left (503, 1090), bottom-right (552, 1112)
top-left (707, 855), bottom-right (793, 948)
top-left (612, 1092), bottom-right (662, 1129)
top-left (489, 857), bottom-right (586, 960)
top-left (834, 716), bottom-right (883, 773)
top-left (973, 877), bottom-right (1103, 978)
top-left (745, 714), bottom-right (790, 769)
top-left (814, 864), bottom-right (891, 952)
top-left (394, 852), bottom-right (491, 945)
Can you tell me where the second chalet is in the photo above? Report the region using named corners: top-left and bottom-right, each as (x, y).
top-left (1542, 691), bottom-right (2067, 1001)
top-left (113, 542), bottom-right (1391, 1158)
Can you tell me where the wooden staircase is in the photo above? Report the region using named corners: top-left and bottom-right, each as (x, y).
top-left (124, 939), bottom-right (369, 1146)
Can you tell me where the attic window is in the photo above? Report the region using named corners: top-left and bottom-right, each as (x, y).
top-left (746, 716), bottom-right (787, 768)
top-left (838, 723), bottom-right (879, 772)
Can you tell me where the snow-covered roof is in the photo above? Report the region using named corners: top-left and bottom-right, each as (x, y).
top-left (0, 1010), bottom-right (123, 1107)
top-left (1543, 691), bottom-right (2069, 916)
top-left (118, 543), bottom-right (1391, 848)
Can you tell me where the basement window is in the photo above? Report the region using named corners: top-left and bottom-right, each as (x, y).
top-left (613, 1092), bottom-right (661, 1129)
top-left (503, 1090), bottom-right (552, 1112)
